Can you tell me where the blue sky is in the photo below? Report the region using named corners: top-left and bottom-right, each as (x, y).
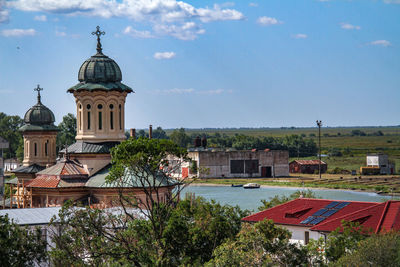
top-left (0, 0), bottom-right (399, 129)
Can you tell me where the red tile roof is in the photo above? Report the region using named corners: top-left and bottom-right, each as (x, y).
top-left (290, 160), bottom-right (327, 165)
top-left (26, 175), bottom-right (60, 188)
top-left (242, 198), bottom-right (400, 234)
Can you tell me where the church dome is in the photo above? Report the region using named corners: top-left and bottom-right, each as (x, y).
top-left (67, 26), bottom-right (133, 93)
top-left (78, 53), bottom-right (122, 83)
top-left (20, 86), bottom-right (58, 132)
top-left (24, 102), bottom-right (55, 125)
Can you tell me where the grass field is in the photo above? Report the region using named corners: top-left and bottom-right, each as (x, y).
top-left (167, 126), bottom-right (400, 173)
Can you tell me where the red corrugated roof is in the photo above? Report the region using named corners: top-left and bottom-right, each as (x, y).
top-left (290, 160), bottom-right (327, 165)
top-left (242, 198), bottom-right (400, 234)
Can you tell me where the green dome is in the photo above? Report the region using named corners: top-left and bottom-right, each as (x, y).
top-left (67, 28), bottom-right (133, 94)
top-left (20, 89), bottom-right (58, 132)
top-left (78, 53), bottom-right (122, 83)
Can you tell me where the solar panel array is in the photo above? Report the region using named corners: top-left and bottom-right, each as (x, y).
top-left (300, 201), bottom-right (350, 225)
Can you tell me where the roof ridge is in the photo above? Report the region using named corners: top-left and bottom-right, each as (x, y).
top-left (310, 202), bottom-right (385, 230)
top-left (376, 201), bottom-right (391, 234)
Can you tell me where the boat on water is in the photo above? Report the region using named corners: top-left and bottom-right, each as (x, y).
top-left (243, 183), bottom-right (261, 189)
top-left (231, 184), bottom-right (243, 187)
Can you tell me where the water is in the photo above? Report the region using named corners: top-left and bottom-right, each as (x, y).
top-left (182, 185), bottom-right (393, 211)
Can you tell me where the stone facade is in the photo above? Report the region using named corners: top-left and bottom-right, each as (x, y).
top-left (74, 90), bottom-right (128, 142)
top-left (22, 131), bottom-right (57, 167)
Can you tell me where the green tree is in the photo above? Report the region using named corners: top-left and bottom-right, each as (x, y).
top-left (258, 189), bottom-right (317, 211)
top-left (208, 219), bottom-right (308, 266)
top-left (335, 232), bottom-right (400, 267)
top-left (0, 215), bottom-right (47, 266)
top-left (0, 112), bottom-right (23, 159)
top-left (152, 126), bottom-right (168, 139)
top-left (56, 113), bottom-right (76, 150)
top-left (50, 197), bottom-right (249, 266)
top-left (325, 220), bottom-right (370, 263)
top-left (169, 128), bottom-right (191, 148)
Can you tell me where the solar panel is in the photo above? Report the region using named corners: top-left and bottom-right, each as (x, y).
top-left (335, 202), bottom-right (350, 209)
top-left (313, 209), bottom-right (328, 216)
top-left (322, 209), bottom-right (338, 217)
top-left (309, 217), bottom-right (325, 225)
top-left (325, 201), bottom-right (339, 209)
top-left (300, 216), bottom-right (315, 224)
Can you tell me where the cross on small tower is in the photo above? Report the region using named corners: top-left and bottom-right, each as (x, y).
top-left (34, 84), bottom-right (43, 103)
top-left (92, 26), bottom-right (105, 54)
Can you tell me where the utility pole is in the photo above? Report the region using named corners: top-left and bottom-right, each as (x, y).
top-left (316, 120), bottom-right (322, 179)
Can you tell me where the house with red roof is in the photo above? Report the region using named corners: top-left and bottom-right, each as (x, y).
top-left (289, 160), bottom-right (327, 174)
top-left (242, 198), bottom-right (400, 244)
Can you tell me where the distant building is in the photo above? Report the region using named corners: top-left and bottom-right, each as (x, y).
top-left (242, 198), bottom-right (400, 245)
top-left (289, 160), bottom-right (327, 174)
top-left (180, 149), bottom-right (289, 179)
top-left (4, 158), bottom-right (20, 172)
top-left (364, 154), bottom-right (395, 175)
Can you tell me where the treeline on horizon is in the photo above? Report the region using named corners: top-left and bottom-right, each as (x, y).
top-left (131, 127), bottom-right (318, 157)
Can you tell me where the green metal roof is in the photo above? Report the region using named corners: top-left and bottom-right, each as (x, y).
top-left (60, 141), bottom-right (120, 154)
top-left (12, 164), bottom-right (45, 174)
top-left (67, 81), bottom-right (133, 93)
top-left (19, 124), bottom-right (59, 132)
top-left (86, 165), bottom-right (179, 188)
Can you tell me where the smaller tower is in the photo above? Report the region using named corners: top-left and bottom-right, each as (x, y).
top-left (20, 85), bottom-right (58, 166)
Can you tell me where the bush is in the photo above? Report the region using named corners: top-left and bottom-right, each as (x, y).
top-left (328, 167), bottom-right (350, 174)
top-left (328, 148), bottom-right (343, 157)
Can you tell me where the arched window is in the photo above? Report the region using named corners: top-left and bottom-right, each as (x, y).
top-left (34, 143), bottom-right (37, 157)
top-left (79, 104), bottom-right (82, 131)
top-left (98, 104), bottom-right (103, 130)
top-left (87, 104), bottom-right (91, 130)
top-left (119, 104), bottom-right (122, 130)
top-left (109, 104), bottom-right (114, 130)
top-left (45, 141), bottom-right (48, 156)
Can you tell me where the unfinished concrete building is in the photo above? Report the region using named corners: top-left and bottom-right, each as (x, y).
top-left (182, 149), bottom-right (289, 179)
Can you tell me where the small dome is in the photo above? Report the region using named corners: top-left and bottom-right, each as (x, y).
top-left (78, 53), bottom-right (122, 83)
top-left (24, 102), bottom-right (55, 125)
top-left (20, 87), bottom-right (58, 132)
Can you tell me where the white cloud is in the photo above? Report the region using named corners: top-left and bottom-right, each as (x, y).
top-left (0, 0), bottom-right (9, 23)
top-left (340, 23), bottom-right (360, 30)
top-left (257, 16), bottom-right (282, 26)
top-left (55, 30), bottom-right (66, 37)
top-left (249, 3), bottom-right (258, 7)
top-left (1, 28), bottom-right (36, 37)
top-left (8, 0), bottom-right (244, 40)
top-left (293, 33), bottom-right (307, 39)
top-left (197, 89), bottom-right (232, 95)
top-left (123, 26), bottom-right (154, 39)
top-left (156, 88), bottom-right (195, 94)
top-left (369, 40), bottom-right (392, 47)
top-left (154, 88), bottom-right (232, 95)
top-left (383, 0), bottom-right (400, 3)
top-left (153, 51), bottom-right (176, 60)
top-left (154, 22), bottom-right (205, 40)
top-left (34, 14), bottom-right (47, 21)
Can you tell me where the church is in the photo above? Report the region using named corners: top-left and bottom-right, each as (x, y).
top-left (7, 27), bottom-right (177, 209)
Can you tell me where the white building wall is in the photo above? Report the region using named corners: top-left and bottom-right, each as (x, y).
top-left (279, 225), bottom-right (325, 245)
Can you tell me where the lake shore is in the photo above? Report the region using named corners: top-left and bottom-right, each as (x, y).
top-left (189, 179), bottom-right (400, 197)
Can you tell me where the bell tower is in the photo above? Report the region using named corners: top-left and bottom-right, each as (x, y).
top-left (67, 26), bottom-right (133, 143)
top-left (20, 85), bottom-right (58, 166)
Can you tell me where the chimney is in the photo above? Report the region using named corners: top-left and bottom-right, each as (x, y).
top-left (130, 128), bottom-right (136, 139)
top-left (149, 125), bottom-right (153, 139)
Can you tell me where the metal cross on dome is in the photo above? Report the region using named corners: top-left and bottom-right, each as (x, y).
top-left (34, 84), bottom-right (43, 103)
top-left (92, 26), bottom-right (105, 54)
